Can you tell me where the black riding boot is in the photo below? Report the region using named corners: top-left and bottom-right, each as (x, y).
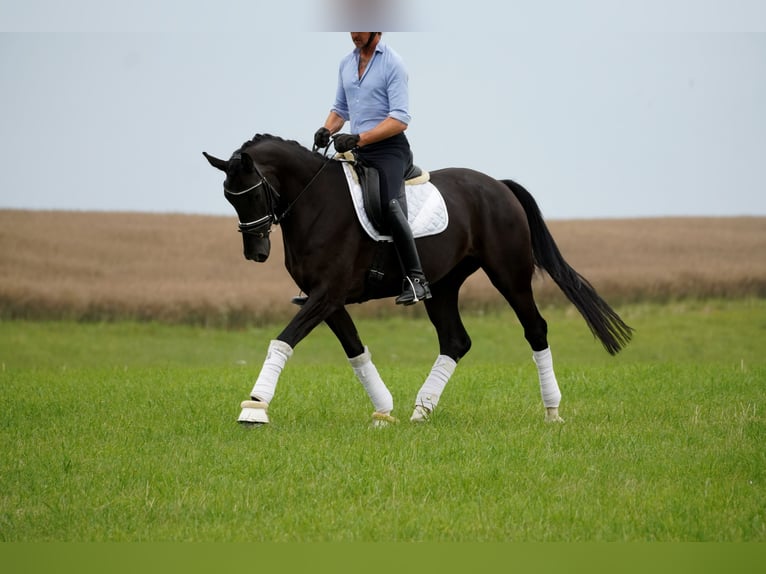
top-left (387, 199), bottom-right (432, 305)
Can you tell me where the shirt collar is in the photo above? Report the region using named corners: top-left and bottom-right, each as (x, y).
top-left (355, 40), bottom-right (386, 58)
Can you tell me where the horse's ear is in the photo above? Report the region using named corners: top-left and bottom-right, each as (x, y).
top-left (203, 152), bottom-right (229, 172)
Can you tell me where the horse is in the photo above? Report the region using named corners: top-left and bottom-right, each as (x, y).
top-left (203, 134), bottom-right (633, 426)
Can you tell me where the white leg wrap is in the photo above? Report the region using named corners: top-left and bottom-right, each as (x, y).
top-left (349, 346), bottom-right (393, 414)
top-left (249, 339), bottom-right (293, 404)
top-left (414, 355), bottom-right (457, 412)
top-left (533, 347), bottom-right (562, 408)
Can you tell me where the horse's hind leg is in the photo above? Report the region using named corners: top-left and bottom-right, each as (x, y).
top-left (325, 307), bottom-right (396, 426)
top-left (410, 271), bottom-right (473, 421)
top-left (484, 263), bottom-right (564, 423)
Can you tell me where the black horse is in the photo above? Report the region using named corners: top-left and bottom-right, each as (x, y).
top-left (204, 134), bottom-right (632, 426)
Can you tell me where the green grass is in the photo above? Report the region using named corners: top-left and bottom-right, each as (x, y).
top-left (0, 299), bottom-right (764, 541)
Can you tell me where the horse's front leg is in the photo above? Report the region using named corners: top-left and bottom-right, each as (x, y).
top-left (325, 308), bottom-right (397, 427)
top-left (238, 293), bottom-right (341, 425)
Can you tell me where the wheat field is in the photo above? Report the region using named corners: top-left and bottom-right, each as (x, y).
top-left (1, 209), bottom-right (764, 325)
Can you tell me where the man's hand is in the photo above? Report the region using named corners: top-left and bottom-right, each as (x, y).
top-left (313, 127), bottom-right (331, 149)
top-left (333, 133), bottom-right (360, 153)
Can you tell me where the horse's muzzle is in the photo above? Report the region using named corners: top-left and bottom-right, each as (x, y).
top-left (242, 235), bottom-right (271, 262)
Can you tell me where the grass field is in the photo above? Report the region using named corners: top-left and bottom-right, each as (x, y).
top-left (1, 299), bottom-right (764, 541)
top-left (1, 210), bottom-right (765, 544)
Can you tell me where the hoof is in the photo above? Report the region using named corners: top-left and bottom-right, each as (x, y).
top-left (545, 407), bottom-right (565, 423)
top-left (409, 405), bottom-right (432, 422)
top-left (238, 399), bottom-right (269, 425)
top-left (371, 411), bottom-right (398, 427)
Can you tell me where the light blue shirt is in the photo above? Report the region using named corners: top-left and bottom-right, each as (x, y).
top-left (331, 41), bottom-right (411, 134)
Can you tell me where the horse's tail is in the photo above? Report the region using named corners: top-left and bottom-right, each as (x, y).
top-left (500, 179), bottom-right (633, 355)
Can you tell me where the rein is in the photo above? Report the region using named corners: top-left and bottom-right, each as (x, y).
top-left (277, 156), bottom-right (332, 223)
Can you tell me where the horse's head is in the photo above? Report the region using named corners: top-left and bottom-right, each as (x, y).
top-left (203, 148), bottom-right (280, 263)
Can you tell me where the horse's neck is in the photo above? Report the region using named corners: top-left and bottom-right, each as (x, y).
top-left (268, 148), bottom-right (329, 201)
top-left (256, 144), bottom-right (319, 199)
top-left (278, 161), bottom-right (347, 236)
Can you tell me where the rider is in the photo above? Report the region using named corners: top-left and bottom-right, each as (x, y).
top-left (314, 32), bottom-right (431, 305)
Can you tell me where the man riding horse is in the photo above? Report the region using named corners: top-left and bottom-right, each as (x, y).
top-left (203, 36), bottom-right (633, 427)
top-left (314, 32), bottom-right (431, 305)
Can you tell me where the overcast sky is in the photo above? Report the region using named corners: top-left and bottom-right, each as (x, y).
top-left (1, 1), bottom-right (765, 219)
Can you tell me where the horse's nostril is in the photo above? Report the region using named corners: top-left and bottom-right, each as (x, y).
top-left (244, 249), bottom-right (269, 262)
top-left (245, 252), bottom-right (267, 262)
top-left (242, 236), bottom-right (271, 263)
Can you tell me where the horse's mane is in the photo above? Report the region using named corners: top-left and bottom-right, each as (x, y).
top-left (238, 133), bottom-right (324, 160)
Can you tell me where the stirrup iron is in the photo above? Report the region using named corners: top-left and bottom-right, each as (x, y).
top-left (395, 275), bottom-right (432, 306)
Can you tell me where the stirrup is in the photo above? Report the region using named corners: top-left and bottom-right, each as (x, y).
top-left (395, 276), bottom-right (432, 306)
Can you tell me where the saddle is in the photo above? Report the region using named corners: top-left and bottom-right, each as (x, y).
top-left (335, 152), bottom-right (448, 293)
top-left (335, 151), bottom-right (430, 232)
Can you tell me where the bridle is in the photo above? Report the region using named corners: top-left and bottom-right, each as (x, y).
top-left (223, 153), bottom-right (282, 239)
top-left (224, 180), bottom-right (276, 238)
top-left (223, 149), bottom-right (333, 237)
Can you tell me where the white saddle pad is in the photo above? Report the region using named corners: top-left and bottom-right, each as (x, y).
top-left (341, 162), bottom-right (449, 242)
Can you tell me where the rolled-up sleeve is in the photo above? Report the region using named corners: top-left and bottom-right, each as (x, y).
top-left (386, 59), bottom-right (411, 125)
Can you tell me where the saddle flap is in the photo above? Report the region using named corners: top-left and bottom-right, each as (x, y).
top-left (336, 153), bottom-right (430, 232)
top-left (355, 163), bottom-right (385, 231)
top-left (339, 162), bottom-right (448, 242)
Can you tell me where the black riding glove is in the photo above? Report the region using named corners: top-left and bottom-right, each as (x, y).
top-left (333, 133), bottom-right (360, 153)
top-left (314, 127), bottom-right (331, 149)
